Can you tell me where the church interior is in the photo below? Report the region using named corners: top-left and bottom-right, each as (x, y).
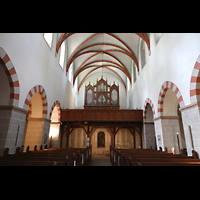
top-left (1, 33), bottom-right (200, 166)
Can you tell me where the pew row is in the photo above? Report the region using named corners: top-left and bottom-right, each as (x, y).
top-left (110, 146), bottom-right (200, 166)
top-left (0, 145), bottom-right (92, 166)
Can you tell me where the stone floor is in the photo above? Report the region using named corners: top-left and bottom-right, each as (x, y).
top-left (88, 154), bottom-right (112, 166)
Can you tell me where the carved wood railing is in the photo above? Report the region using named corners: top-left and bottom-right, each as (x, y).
top-left (61, 109), bottom-right (143, 122)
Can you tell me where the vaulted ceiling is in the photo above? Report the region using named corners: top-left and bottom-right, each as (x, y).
top-left (56, 33), bottom-right (150, 91)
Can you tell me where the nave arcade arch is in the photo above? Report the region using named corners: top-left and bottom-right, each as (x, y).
top-left (156, 81), bottom-right (186, 153)
top-left (22, 85), bottom-right (50, 151)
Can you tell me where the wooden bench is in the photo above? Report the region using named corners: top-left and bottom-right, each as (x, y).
top-left (0, 145), bottom-right (92, 166)
top-left (110, 145), bottom-right (200, 166)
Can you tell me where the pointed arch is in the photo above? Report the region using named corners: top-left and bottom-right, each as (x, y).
top-left (78, 66), bottom-right (126, 92)
top-left (74, 61), bottom-right (131, 86)
top-left (56, 33), bottom-right (151, 73)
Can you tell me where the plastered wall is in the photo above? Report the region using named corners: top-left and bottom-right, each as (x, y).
top-left (128, 33), bottom-right (200, 113)
top-left (0, 33), bottom-right (76, 116)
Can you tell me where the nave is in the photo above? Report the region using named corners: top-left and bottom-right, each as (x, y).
top-left (2, 33), bottom-right (200, 165)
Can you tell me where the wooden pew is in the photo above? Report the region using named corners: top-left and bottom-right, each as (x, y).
top-left (110, 146), bottom-right (200, 166)
top-left (0, 145), bottom-right (92, 166)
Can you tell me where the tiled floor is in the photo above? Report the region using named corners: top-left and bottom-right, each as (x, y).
top-left (88, 154), bottom-right (112, 166)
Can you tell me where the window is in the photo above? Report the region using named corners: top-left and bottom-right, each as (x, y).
top-left (97, 132), bottom-right (105, 148)
top-left (74, 78), bottom-right (78, 93)
top-left (59, 41), bottom-right (66, 68)
top-left (133, 63), bottom-right (137, 83)
top-left (140, 40), bottom-right (146, 69)
top-left (154, 33), bottom-right (163, 45)
top-left (44, 33), bottom-right (53, 48)
top-left (68, 63), bottom-right (73, 83)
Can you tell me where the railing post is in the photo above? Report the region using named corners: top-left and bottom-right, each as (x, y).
top-left (77, 151), bottom-right (81, 166)
top-left (81, 149), bottom-right (84, 166)
top-left (73, 153), bottom-right (76, 166)
top-left (118, 151), bottom-right (121, 166)
top-left (122, 153), bottom-right (125, 166)
top-left (65, 156), bottom-right (69, 166)
top-left (89, 145), bottom-right (91, 161)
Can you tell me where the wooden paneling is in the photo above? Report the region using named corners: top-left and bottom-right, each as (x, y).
top-left (61, 109), bottom-right (143, 122)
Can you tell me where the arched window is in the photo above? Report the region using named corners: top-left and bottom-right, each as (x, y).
top-left (140, 40), bottom-right (146, 69)
top-left (154, 33), bottom-right (163, 45)
top-left (68, 63), bottom-right (73, 83)
top-left (133, 63), bottom-right (137, 83)
top-left (44, 33), bottom-right (53, 48)
top-left (59, 41), bottom-right (66, 68)
top-left (98, 132), bottom-right (105, 148)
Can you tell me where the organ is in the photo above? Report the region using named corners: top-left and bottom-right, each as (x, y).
top-left (84, 77), bottom-right (119, 110)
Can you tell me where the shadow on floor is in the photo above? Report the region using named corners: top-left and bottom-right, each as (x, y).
top-left (88, 154), bottom-right (112, 166)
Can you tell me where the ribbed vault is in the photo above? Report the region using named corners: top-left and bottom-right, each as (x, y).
top-left (56, 33), bottom-right (150, 91)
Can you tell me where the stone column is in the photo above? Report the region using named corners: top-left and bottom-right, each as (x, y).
top-left (154, 116), bottom-right (183, 153)
top-left (143, 122), bottom-right (156, 149)
top-left (180, 102), bottom-right (200, 156)
top-left (24, 117), bottom-right (50, 151)
top-left (0, 105), bottom-right (28, 155)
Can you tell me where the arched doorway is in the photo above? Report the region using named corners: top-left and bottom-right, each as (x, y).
top-left (0, 48), bottom-right (25, 155)
top-left (49, 102), bottom-right (61, 148)
top-left (91, 128), bottom-right (111, 154)
top-left (0, 57), bottom-right (12, 154)
top-left (160, 85), bottom-right (186, 153)
top-left (143, 103), bottom-right (157, 149)
top-left (22, 85), bottom-right (49, 151)
top-left (98, 131), bottom-right (105, 148)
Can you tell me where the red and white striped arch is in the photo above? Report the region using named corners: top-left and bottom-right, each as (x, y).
top-left (158, 81), bottom-right (185, 117)
top-left (49, 100), bottom-right (61, 121)
top-left (190, 55), bottom-right (200, 103)
top-left (143, 98), bottom-right (156, 121)
top-left (23, 85), bottom-right (48, 118)
top-left (0, 47), bottom-right (20, 106)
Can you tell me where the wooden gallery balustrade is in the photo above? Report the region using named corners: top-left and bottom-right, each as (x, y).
top-left (60, 109), bottom-right (143, 148)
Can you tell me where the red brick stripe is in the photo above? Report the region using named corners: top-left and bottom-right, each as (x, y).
top-left (158, 81), bottom-right (184, 116)
top-left (23, 85), bottom-right (48, 118)
top-left (143, 98), bottom-right (156, 120)
top-left (0, 48), bottom-right (20, 106)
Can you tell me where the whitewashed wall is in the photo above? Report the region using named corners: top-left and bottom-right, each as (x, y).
top-left (128, 33), bottom-right (200, 114)
top-left (0, 33), bottom-right (76, 116)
